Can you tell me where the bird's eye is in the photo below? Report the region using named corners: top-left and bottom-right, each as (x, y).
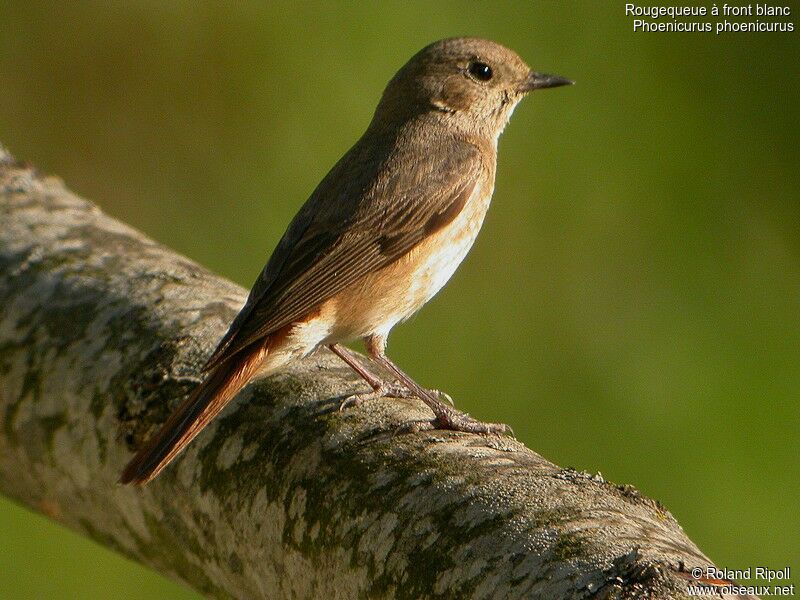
top-left (468, 61), bottom-right (493, 82)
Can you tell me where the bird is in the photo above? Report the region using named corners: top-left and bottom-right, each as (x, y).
top-left (120, 37), bottom-right (572, 485)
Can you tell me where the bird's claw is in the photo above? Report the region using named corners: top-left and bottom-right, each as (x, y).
top-left (339, 382), bottom-right (454, 410)
top-left (431, 389), bottom-right (455, 406)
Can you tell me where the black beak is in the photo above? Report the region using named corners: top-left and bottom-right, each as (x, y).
top-left (521, 71), bottom-right (574, 92)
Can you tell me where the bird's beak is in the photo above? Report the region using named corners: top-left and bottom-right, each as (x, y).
top-left (521, 71), bottom-right (574, 93)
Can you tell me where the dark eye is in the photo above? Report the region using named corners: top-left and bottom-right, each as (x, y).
top-left (468, 61), bottom-right (493, 82)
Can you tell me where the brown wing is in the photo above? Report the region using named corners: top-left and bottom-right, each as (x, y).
top-left (204, 135), bottom-right (487, 371)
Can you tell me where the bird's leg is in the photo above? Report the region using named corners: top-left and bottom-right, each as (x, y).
top-left (329, 343), bottom-right (453, 409)
top-left (363, 335), bottom-right (508, 435)
top-left (328, 343), bottom-right (418, 409)
top-left (328, 343), bottom-right (386, 389)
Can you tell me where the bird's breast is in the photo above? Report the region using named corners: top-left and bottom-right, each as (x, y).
top-left (326, 180), bottom-right (494, 341)
top-left (403, 183), bottom-right (492, 308)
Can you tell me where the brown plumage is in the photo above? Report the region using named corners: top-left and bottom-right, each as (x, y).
top-left (120, 37), bottom-right (572, 485)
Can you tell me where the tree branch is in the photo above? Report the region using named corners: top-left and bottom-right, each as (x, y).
top-left (0, 145), bottom-right (756, 599)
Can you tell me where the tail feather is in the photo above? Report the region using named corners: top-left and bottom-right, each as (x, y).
top-left (119, 339), bottom-right (269, 485)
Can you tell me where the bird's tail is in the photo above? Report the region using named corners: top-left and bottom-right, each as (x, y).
top-left (119, 339), bottom-right (270, 485)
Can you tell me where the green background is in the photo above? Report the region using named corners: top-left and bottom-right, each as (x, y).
top-left (1, 2), bottom-right (797, 598)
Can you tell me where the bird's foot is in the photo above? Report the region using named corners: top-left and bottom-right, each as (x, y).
top-left (392, 410), bottom-right (513, 438)
top-left (339, 382), bottom-right (453, 411)
top-left (339, 382), bottom-right (411, 411)
top-left (432, 406), bottom-right (513, 436)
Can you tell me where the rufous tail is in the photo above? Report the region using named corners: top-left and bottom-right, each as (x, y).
top-left (119, 339), bottom-right (269, 485)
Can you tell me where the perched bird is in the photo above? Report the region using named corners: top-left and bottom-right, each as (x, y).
top-left (120, 37), bottom-right (572, 485)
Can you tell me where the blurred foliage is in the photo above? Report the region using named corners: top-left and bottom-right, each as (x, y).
top-left (0, 2), bottom-right (797, 598)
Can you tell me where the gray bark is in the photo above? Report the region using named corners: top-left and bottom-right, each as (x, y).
top-left (0, 145), bottom-right (757, 600)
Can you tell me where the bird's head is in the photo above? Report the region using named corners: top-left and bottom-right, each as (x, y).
top-left (374, 37), bottom-right (572, 140)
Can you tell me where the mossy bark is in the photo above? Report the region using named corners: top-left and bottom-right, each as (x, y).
top-left (0, 146), bottom-right (757, 599)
